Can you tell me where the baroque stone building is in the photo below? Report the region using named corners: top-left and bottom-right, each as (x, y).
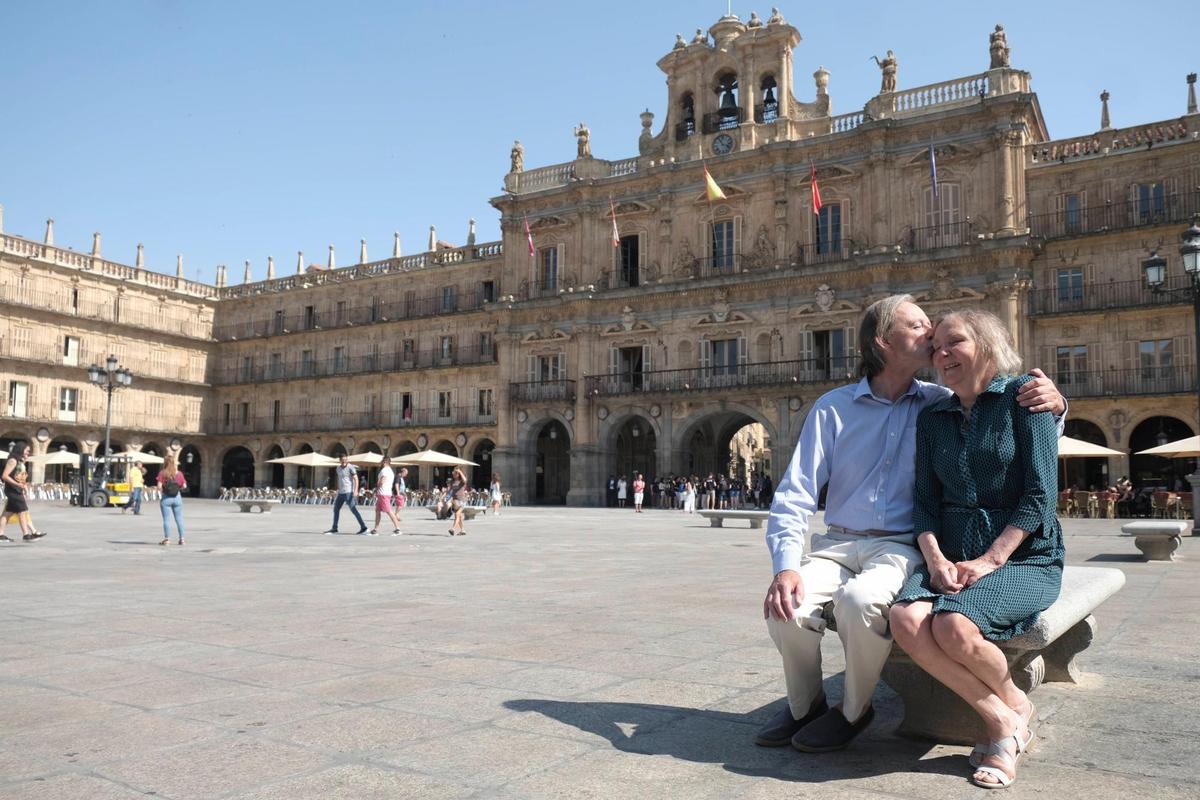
top-left (2, 10), bottom-right (1198, 502)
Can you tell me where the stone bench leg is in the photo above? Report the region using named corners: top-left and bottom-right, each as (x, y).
top-left (239, 506), bottom-right (251, 513)
top-left (258, 505), bottom-right (272, 513)
top-left (1134, 534), bottom-right (1181, 561)
top-left (1040, 615), bottom-right (1096, 684)
top-left (709, 518), bottom-right (723, 527)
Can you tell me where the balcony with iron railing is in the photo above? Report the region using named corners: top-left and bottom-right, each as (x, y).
top-left (510, 380), bottom-right (576, 403)
top-left (702, 107), bottom-right (745, 134)
top-left (0, 280), bottom-right (213, 340)
top-left (216, 405), bottom-right (497, 435)
top-left (1028, 191), bottom-right (1200, 241)
top-left (213, 287), bottom-right (498, 342)
top-left (584, 357), bottom-right (857, 398)
top-left (1050, 365), bottom-right (1196, 399)
top-left (214, 345), bottom-right (497, 385)
top-left (1029, 275), bottom-right (1194, 316)
top-left (0, 339), bottom-right (206, 384)
top-left (907, 220), bottom-right (975, 252)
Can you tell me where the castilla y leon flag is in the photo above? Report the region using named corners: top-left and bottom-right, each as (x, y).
top-left (523, 212), bottom-right (535, 258)
top-left (810, 162), bottom-right (823, 216)
top-left (609, 197), bottom-right (620, 247)
top-left (704, 165), bottom-right (727, 202)
top-left (929, 142), bottom-right (939, 198)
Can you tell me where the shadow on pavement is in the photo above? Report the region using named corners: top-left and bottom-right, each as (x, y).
top-left (502, 697), bottom-right (964, 782)
top-left (1085, 553), bottom-right (1143, 562)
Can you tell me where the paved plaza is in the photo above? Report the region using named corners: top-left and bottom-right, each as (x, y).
top-left (0, 501), bottom-right (1195, 799)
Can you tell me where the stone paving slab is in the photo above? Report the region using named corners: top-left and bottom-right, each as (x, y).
top-left (0, 500), bottom-right (1195, 798)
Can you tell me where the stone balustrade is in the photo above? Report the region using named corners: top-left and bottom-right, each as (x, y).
top-left (1028, 116), bottom-right (1196, 164)
top-left (830, 111), bottom-right (863, 133)
top-left (885, 72), bottom-right (991, 117)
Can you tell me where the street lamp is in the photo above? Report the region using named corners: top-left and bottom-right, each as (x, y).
top-left (86, 354), bottom-right (133, 488)
top-left (1143, 214), bottom-right (1200, 515)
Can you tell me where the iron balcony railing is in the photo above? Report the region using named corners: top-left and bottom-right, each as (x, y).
top-left (674, 119), bottom-right (697, 142)
top-left (214, 345), bottom-right (497, 385)
top-left (907, 220), bottom-right (974, 251)
top-left (792, 239), bottom-right (855, 267)
top-left (0, 340), bottom-right (206, 384)
top-left (212, 286), bottom-right (497, 341)
top-left (1029, 190), bottom-right (1200, 241)
top-left (1029, 275), bottom-right (1194, 316)
top-left (702, 107), bottom-right (745, 133)
top-left (584, 357), bottom-right (857, 397)
top-left (1051, 365), bottom-right (1196, 399)
top-left (216, 405), bottom-right (497, 435)
top-left (510, 379), bottom-right (576, 403)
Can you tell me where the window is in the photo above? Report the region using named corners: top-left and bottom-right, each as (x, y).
top-left (187, 398), bottom-right (201, 425)
top-left (1136, 182), bottom-right (1166, 224)
top-left (1140, 339), bottom-right (1173, 378)
top-left (240, 356), bottom-right (253, 382)
top-left (437, 391), bottom-right (453, 418)
top-left (759, 75), bottom-right (779, 123)
top-left (335, 301), bottom-right (347, 325)
top-left (479, 332), bottom-right (494, 360)
top-left (333, 346), bottom-right (347, 373)
top-left (63, 336), bottom-right (80, 367)
top-left (533, 354), bottom-right (564, 382)
top-left (223, 403), bottom-right (231, 427)
top-left (440, 286), bottom-right (457, 312)
top-left (922, 183), bottom-right (962, 228)
top-left (370, 296), bottom-right (380, 322)
top-left (329, 396), bottom-right (344, 424)
top-left (678, 93), bottom-right (696, 139)
top-left (367, 342), bottom-right (380, 370)
top-left (480, 280), bottom-right (496, 304)
top-left (11, 326), bottom-right (31, 352)
top-left (404, 290), bottom-right (416, 317)
top-left (70, 287), bottom-right (79, 313)
top-left (714, 72), bottom-right (740, 130)
top-left (240, 402), bottom-right (249, 425)
top-left (402, 339), bottom-right (416, 364)
top-left (1055, 345), bottom-right (1089, 384)
top-left (301, 349), bottom-right (314, 377)
top-left (710, 338), bottom-right (739, 376)
top-left (58, 387), bottom-right (77, 422)
top-left (610, 345), bottom-right (651, 391)
top-left (269, 352), bottom-right (283, 379)
top-left (303, 305), bottom-right (316, 330)
top-left (273, 309), bottom-right (285, 334)
top-left (297, 396), bottom-right (311, 423)
top-left (272, 400), bottom-right (281, 431)
top-left (477, 388), bottom-right (494, 417)
top-left (800, 327), bottom-right (857, 380)
top-left (149, 395), bottom-right (165, 422)
top-left (618, 235), bottom-right (640, 287)
top-left (439, 336), bottom-right (454, 361)
top-left (711, 220), bottom-right (735, 272)
top-left (539, 247), bottom-right (558, 290)
top-left (1056, 268), bottom-right (1084, 305)
top-left (815, 204), bottom-right (842, 255)
top-left (1064, 193), bottom-right (1083, 233)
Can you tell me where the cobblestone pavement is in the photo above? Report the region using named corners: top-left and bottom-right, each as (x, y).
top-left (0, 501), bottom-right (1195, 799)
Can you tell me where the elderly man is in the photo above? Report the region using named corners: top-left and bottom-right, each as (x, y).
top-left (757, 295), bottom-right (1065, 752)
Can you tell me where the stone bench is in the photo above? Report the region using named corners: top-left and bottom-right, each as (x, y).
top-left (428, 506), bottom-right (485, 521)
top-left (234, 499), bottom-right (281, 513)
top-left (698, 510), bottom-right (769, 529)
top-left (1121, 520), bottom-right (1189, 561)
top-left (825, 565), bottom-right (1125, 744)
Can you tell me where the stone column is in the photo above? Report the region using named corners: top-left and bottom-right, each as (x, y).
top-left (567, 444), bottom-right (603, 506)
top-left (283, 464), bottom-right (298, 489)
top-left (28, 437), bottom-right (48, 485)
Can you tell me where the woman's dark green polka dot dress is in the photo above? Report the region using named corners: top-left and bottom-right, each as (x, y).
top-left (895, 374), bottom-right (1065, 640)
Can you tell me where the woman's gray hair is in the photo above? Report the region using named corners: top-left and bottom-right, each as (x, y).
top-left (936, 309), bottom-right (1023, 375)
top-left (857, 294), bottom-right (915, 378)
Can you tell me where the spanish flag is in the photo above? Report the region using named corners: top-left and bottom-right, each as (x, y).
top-left (810, 161), bottom-right (823, 216)
top-left (704, 165), bottom-right (727, 202)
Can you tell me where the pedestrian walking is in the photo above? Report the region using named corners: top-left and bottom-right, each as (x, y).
top-left (489, 473), bottom-right (503, 516)
top-left (447, 467), bottom-right (469, 536)
top-left (325, 453), bottom-right (367, 535)
top-left (157, 454), bottom-right (186, 545)
top-left (395, 467), bottom-right (409, 513)
top-left (683, 477), bottom-right (697, 514)
top-left (632, 473), bottom-right (645, 513)
top-left (1, 442), bottom-right (41, 542)
top-left (371, 455), bottom-right (402, 535)
top-left (124, 461), bottom-right (145, 515)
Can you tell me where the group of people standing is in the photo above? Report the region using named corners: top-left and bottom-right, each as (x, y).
top-left (605, 472), bottom-right (773, 512)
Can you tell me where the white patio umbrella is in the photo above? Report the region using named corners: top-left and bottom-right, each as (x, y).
top-left (346, 452), bottom-right (385, 465)
top-left (28, 449), bottom-right (81, 467)
top-left (266, 452), bottom-right (339, 467)
top-left (1134, 436), bottom-right (1200, 458)
top-left (393, 449), bottom-right (478, 467)
top-left (111, 450), bottom-right (165, 464)
top-left (1057, 436), bottom-right (1124, 458)
top-left (0, 450), bottom-right (7, 460)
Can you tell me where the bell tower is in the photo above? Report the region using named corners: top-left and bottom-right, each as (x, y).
top-left (644, 9), bottom-right (826, 163)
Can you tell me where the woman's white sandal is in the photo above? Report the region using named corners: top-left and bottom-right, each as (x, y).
top-left (970, 702), bottom-right (1035, 768)
top-left (970, 727), bottom-right (1030, 790)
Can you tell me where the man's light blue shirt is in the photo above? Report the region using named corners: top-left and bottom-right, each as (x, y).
top-left (765, 377), bottom-right (946, 575)
top-left (766, 376), bottom-right (1064, 576)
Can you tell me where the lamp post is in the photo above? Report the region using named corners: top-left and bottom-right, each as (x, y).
top-left (86, 354), bottom-right (133, 486)
top-left (1143, 214), bottom-right (1200, 516)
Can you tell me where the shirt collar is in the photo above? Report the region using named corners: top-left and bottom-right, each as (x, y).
top-left (928, 374), bottom-right (1012, 412)
top-left (853, 375), bottom-right (923, 404)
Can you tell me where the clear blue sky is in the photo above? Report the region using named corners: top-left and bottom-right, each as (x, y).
top-left (1, 1), bottom-right (1195, 282)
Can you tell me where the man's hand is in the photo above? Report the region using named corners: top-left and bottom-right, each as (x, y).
top-left (764, 570), bottom-right (804, 621)
top-left (954, 557), bottom-right (1000, 588)
top-left (1017, 368), bottom-right (1065, 415)
top-left (928, 557), bottom-right (963, 595)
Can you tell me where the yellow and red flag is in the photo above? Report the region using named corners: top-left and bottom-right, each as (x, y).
top-left (704, 165), bottom-right (727, 202)
top-left (810, 162), bottom-right (823, 216)
top-left (609, 197), bottom-right (620, 247)
top-left (523, 212), bottom-right (535, 258)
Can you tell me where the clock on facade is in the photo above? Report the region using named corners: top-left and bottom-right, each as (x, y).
top-left (712, 133), bottom-right (734, 155)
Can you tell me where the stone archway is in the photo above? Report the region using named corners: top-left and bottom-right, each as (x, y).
top-left (430, 439), bottom-right (458, 488)
top-left (221, 446), bottom-right (256, 489)
top-left (266, 445), bottom-right (286, 488)
top-left (1129, 416), bottom-right (1196, 490)
top-left (393, 440), bottom-right (421, 490)
top-left (1062, 419), bottom-right (1109, 491)
top-left (294, 442), bottom-right (317, 490)
top-left (674, 406), bottom-right (779, 508)
top-left (613, 416), bottom-right (657, 485)
top-left (535, 420), bottom-right (570, 504)
top-left (45, 437), bottom-right (81, 484)
top-left (179, 445), bottom-right (202, 497)
top-left (471, 439), bottom-right (495, 489)
top-left (139, 441), bottom-right (164, 483)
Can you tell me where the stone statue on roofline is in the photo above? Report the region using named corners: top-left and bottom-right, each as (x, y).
top-left (871, 50), bottom-right (898, 93)
top-left (989, 24), bottom-right (1010, 69)
top-left (574, 122), bottom-right (592, 159)
top-left (510, 140), bottom-right (524, 173)
top-left (767, 7), bottom-right (784, 25)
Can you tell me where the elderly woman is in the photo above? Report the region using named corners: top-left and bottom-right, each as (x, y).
top-left (889, 310), bottom-right (1063, 790)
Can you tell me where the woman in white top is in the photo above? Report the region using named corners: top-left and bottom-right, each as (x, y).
top-left (489, 474), bottom-right (502, 516)
top-left (371, 455), bottom-right (403, 535)
top-left (616, 476), bottom-right (628, 508)
top-left (683, 477), bottom-right (696, 514)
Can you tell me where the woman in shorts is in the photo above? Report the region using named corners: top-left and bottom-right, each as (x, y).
top-left (489, 473), bottom-right (503, 516)
top-left (0, 442), bottom-right (41, 542)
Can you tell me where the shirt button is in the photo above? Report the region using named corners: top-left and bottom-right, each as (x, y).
top-left (890, 432), bottom-right (895, 437)
top-left (886, 459), bottom-right (892, 465)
